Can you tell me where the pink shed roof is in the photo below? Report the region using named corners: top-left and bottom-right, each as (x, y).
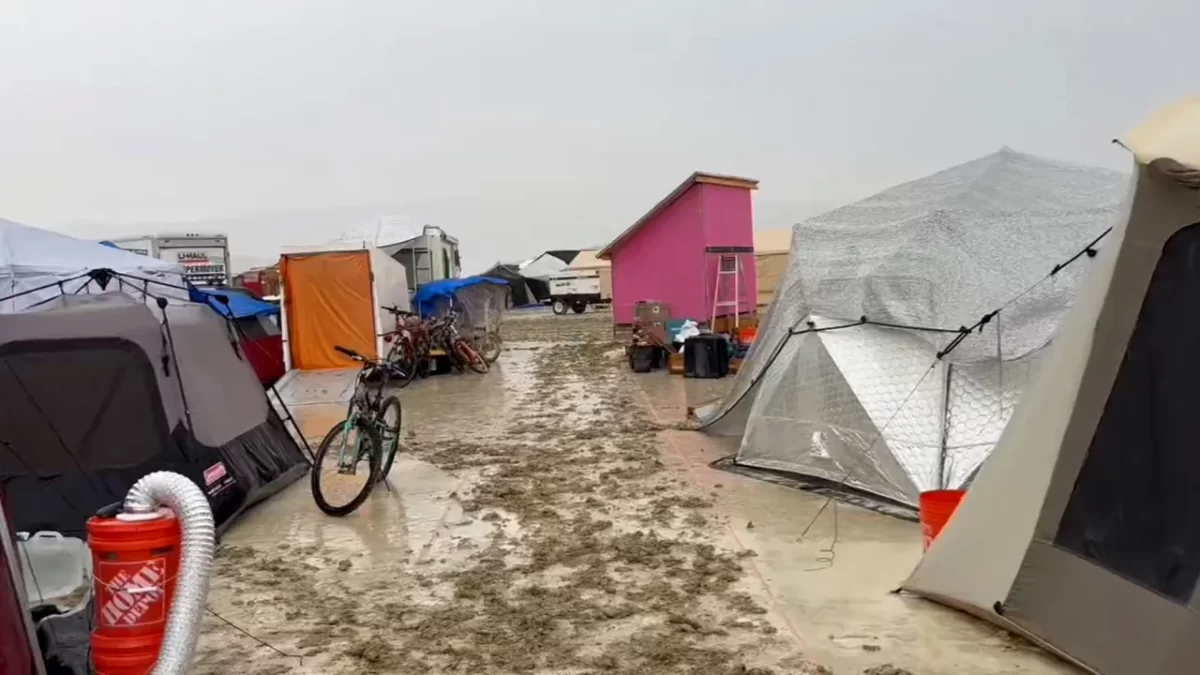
top-left (596, 172), bottom-right (759, 260)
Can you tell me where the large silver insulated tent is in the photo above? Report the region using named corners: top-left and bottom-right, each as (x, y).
top-left (697, 148), bottom-right (1126, 507)
top-left (904, 99), bottom-right (1200, 675)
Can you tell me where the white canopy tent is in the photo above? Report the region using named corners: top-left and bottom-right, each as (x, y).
top-left (519, 251), bottom-right (579, 280)
top-left (0, 218), bottom-right (187, 313)
top-left (697, 149), bottom-right (1127, 507)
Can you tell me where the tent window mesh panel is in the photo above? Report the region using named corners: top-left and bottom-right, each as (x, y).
top-left (0, 338), bottom-right (172, 476)
top-left (1055, 222), bottom-right (1200, 603)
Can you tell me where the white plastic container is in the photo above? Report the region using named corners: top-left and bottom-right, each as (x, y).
top-left (16, 531), bottom-right (90, 603)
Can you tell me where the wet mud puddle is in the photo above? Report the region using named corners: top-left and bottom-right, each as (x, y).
top-left (193, 313), bottom-right (835, 675)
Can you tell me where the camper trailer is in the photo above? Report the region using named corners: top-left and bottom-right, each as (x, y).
top-left (333, 222), bottom-right (462, 293)
top-left (381, 225), bottom-right (462, 291)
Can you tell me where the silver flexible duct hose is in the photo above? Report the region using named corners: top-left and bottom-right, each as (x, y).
top-left (123, 471), bottom-right (215, 675)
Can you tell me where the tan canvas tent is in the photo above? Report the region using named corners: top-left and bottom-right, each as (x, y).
top-left (752, 229), bottom-right (791, 309)
top-left (903, 98), bottom-right (1200, 675)
top-left (564, 249), bottom-right (612, 300)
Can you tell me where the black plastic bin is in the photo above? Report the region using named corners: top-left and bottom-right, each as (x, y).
top-left (683, 335), bottom-right (730, 378)
top-left (628, 344), bottom-right (662, 373)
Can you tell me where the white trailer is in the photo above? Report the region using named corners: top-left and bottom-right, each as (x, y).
top-left (548, 273), bottom-right (604, 314)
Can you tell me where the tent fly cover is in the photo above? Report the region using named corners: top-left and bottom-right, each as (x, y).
top-left (700, 148), bottom-right (1128, 506)
top-left (190, 286), bottom-right (280, 319)
top-left (0, 293), bottom-right (308, 537)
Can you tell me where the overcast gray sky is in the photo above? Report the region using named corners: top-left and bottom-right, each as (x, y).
top-left (0, 1), bottom-right (1193, 272)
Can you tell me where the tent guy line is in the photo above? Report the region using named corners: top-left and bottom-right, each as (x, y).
top-left (793, 359), bottom-right (942, 568)
top-left (939, 225), bottom-right (1112, 358)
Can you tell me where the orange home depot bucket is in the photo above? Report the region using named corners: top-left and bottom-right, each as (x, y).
top-left (90, 632), bottom-right (163, 675)
top-left (919, 489), bottom-right (965, 551)
top-left (87, 509), bottom-right (181, 675)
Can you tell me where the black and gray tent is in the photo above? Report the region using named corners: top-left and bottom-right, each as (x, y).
top-left (518, 250), bottom-right (581, 302)
top-left (0, 292), bottom-right (308, 536)
top-left (481, 262), bottom-right (539, 307)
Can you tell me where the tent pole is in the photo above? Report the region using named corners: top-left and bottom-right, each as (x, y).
top-left (938, 363), bottom-right (953, 490)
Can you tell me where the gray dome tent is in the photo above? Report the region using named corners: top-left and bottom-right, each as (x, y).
top-left (0, 292), bottom-right (308, 536)
top-left (698, 148), bottom-right (1127, 506)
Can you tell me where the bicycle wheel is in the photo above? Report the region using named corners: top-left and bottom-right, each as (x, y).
top-left (386, 337), bottom-right (419, 388)
top-left (455, 339), bottom-right (489, 374)
top-left (311, 417), bottom-right (381, 516)
top-left (376, 396), bottom-right (402, 483)
top-left (478, 332), bottom-right (502, 364)
top-left (444, 339), bottom-right (466, 373)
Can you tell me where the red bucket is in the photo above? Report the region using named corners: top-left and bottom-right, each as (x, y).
top-left (919, 489), bottom-right (965, 551)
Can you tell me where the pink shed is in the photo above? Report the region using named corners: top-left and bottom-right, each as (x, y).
top-left (598, 172), bottom-right (759, 325)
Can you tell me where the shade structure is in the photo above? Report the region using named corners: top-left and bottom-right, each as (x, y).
top-left (698, 148), bottom-right (1126, 506)
top-left (903, 97), bottom-right (1200, 675)
top-left (0, 293), bottom-right (308, 537)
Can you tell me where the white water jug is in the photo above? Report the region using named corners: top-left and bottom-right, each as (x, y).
top-left (16, 531), bottom-right (89, 603)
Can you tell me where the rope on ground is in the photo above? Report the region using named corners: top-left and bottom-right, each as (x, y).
top-left (205, 606), bottom-right (304, 665)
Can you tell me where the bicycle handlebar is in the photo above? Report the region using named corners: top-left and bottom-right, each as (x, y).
top-left (383, 305), bottom-right (416, 317)
top-left (334, 345), bottom-right (365, 361)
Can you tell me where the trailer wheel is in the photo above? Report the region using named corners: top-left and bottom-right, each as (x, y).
top-left (572, 302), bottom-right (587, 314)
top-left (552, 299), bottom-right (568, 315)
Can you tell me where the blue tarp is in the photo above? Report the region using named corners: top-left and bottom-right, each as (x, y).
top-left (189, 286), bottom-right (280, 319)
top-left (412, 276), bottom-right (509, 317)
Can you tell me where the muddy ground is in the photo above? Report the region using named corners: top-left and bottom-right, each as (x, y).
top-left (191, 311), bottom-right (913, 675)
